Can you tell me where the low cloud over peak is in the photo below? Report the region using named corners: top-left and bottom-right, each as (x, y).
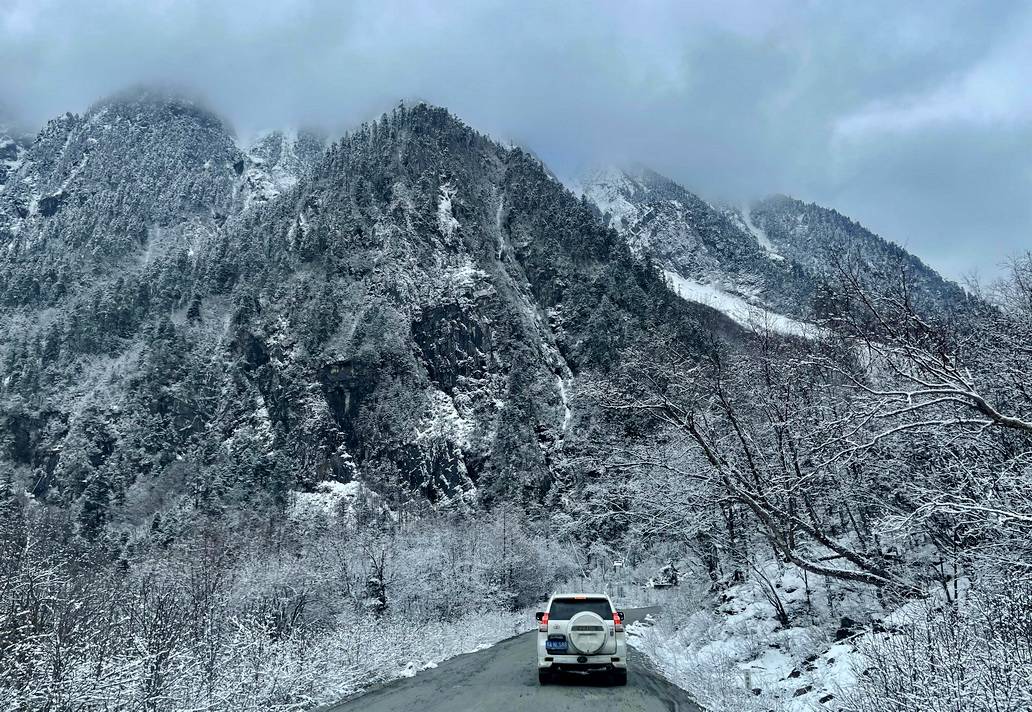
top-left (3, 0), bottom-right (1029, 278)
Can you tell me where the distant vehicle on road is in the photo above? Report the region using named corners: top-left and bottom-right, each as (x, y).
top-left (535, 593), bottom-right (627, 686)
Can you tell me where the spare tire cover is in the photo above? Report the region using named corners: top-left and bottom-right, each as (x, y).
top-left (568, 611), bottom-right (607, 654)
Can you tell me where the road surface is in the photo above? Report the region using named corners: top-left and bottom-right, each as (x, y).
top-left (321, 607), bottom-right (703, 712)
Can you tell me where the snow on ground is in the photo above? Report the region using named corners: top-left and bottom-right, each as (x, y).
top-left (70, 602), bottom-right (532, 710)
top-left (242, 166), bottom-right (284, 209)
top-left (253, 129), bottom-right (302, 190)
top-left (239, 129), bottom-right (317, 210)
top-left (627, 560), bottom-right (876, 711)
top-left (287, 480), bottom-right (383, 528)
top-left (445, 258), bottom-right (491, 294)
top-left (664, 270), bottom-right (814, 338)
top-left (555, 373), bottom-right (572, 435)
top-left (306, 609), bottom-right (532, 706)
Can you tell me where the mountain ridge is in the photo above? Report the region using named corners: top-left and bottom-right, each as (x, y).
top-left (580, 165), bottom-right (968, 330)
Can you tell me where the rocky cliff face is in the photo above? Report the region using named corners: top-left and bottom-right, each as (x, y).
top-left (0, 94), bottom-right (712, 524)
top-left (241, 128), bottom-right (327, 209)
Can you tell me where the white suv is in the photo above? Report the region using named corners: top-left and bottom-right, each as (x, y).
top-left (535, 593), bottom-right (628, 685)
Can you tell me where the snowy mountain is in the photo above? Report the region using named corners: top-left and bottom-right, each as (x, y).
top-left (0, 90), bottom-right (330, 269)
top-left (3, 90), bottom-right (1029, 712)
top-left (0, 89), bottom-right (974, 521)
top-left (581, 166), bottom-right (966, 332)
top-left (0, 88), bottom-right (248, 271)
top-left (0, 93), bottom-right (719, 517)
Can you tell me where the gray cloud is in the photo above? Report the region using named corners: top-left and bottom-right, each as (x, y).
top-left (2, 0), bottom-right (1028, 278)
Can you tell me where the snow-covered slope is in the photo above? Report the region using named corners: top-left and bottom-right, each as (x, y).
top-left (241, 128), bottom-right (327, 208)
top-left (582, 167), bottom-right (966, 331)
top-left (0, 88), bottom-right (247, 262)
top-left (664, 270), bottom-right (813, 337)
top-left (744, 194), bottom-right (967, 313)
top-left (581, 166), bottom-right (816, 332)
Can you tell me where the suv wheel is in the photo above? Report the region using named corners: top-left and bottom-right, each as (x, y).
top-left (611, 669), bottom-right (627, 686)
top-left (538, 669), bottom-right (553, 685)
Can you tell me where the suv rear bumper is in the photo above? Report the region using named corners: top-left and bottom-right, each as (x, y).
top-left (538, 654), bottom-right (627, 671)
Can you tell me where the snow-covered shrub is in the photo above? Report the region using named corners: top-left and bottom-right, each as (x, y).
top-left (630, 609), bottom-right (774, 711)
top-left (0, 500), bottom-right (559, 711)
top-left (846, 581), bottom-right (1032, 712)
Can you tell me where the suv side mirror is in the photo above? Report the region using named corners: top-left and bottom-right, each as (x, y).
top-left (617, 610), bottom-right (625, 622)
top-left (535, 611), bottom-right (545, 622)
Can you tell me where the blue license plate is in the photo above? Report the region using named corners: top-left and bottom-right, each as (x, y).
top-left (546, 639), bottom-right (568, 653)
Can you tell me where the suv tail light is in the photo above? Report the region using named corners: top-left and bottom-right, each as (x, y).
top-left (613, 611), bottom-right (622, 627)
top-left (542, 612), bottom-right (549, 625)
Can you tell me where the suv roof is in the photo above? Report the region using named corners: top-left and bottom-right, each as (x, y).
top-left (547, 592), bottom-right (612, 601)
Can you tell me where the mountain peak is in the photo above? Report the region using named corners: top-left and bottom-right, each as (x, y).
top-left (579, 164), bottom-right (717, 235)
top-left (0, 83), bottom-right (246, 260)
top-left (383, 101), bottom-right (486, 146)
top-left (87, 84), bottom-right (231, 134)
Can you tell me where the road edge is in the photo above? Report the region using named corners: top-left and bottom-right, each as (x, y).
top-left (312, 626), bottom-right (535, 712)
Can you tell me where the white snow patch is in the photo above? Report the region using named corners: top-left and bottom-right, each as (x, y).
top-left (741, 647), bottom-right (794, 687)
top-left (815, 642), bottom-right (860, 699)
top-left (580, 166), bottom-right (640, 230)
top-left (287, 480), bottom-right (369, 523)
top-left (664, 270), bottom-right (813, 338)
top-left (242, 167), bottom-right (283, 209)
top-left (416, 389), bottom-right (473, 447)
top-left (240, 129), bottom-right (311, 209)
top-left (556, 374), bottom-right (572, 434)
top-left (437, 181), bottom-right (460, 238)
top-left (446, 259), bottom-right (490, 293)
top-left (628, 556), bottom-right (886, 711)
top-left (495, 194), bottom-right (508, 258)
top-left (740, 205), bottom-right (785, 261)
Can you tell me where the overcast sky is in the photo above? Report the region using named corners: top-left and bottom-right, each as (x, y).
top-left (2, 0), bottom-right (1029, 279)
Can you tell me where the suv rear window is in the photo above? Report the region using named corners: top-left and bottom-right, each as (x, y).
top-left (548, 597), bottom-right (612, 620)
